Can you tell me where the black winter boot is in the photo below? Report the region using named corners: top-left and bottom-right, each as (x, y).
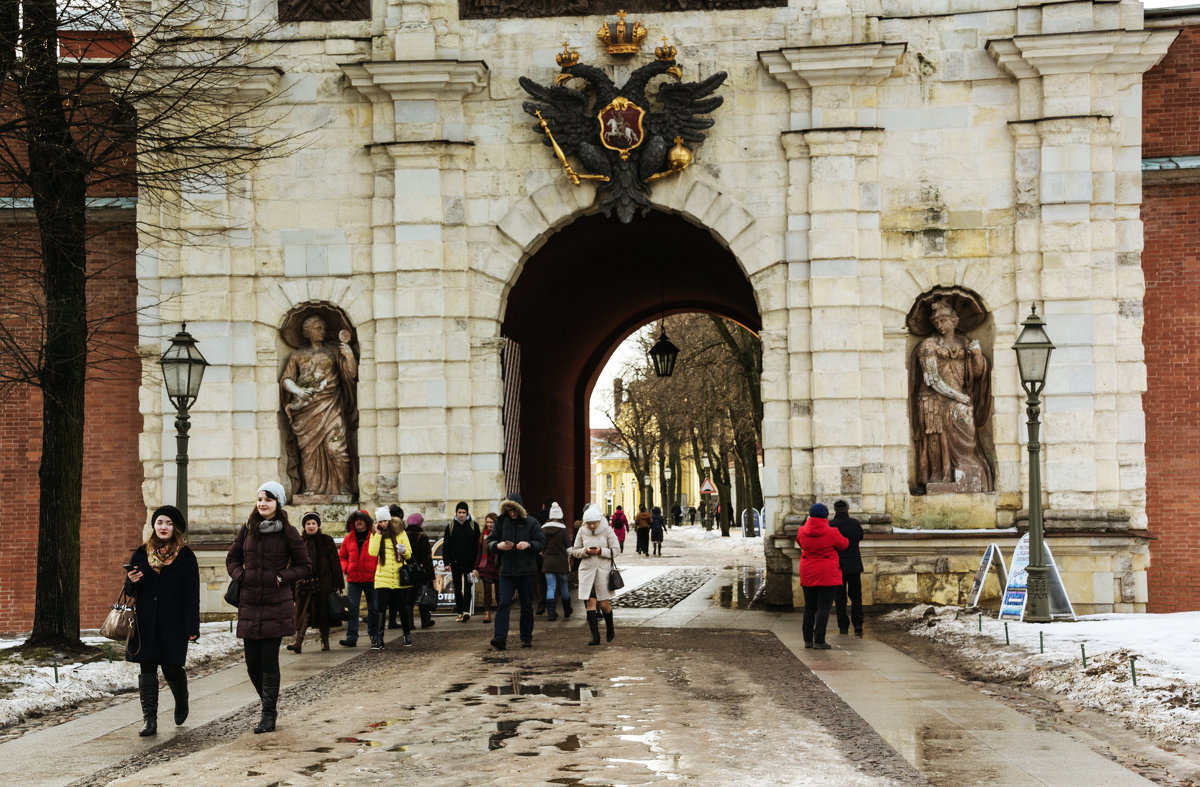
top-left (586, 610), bottom-right (601, 646)
top-left (253, 673), bottom-right (280, 734)
top-left (603, 610), bottom-right (615, 642)
top-left (138, 673), bottom-right (158, 737)
top-left (562, 597), bottom-right (573, 619)
top-left (166, 671), bottom-right (189, 725)
top-left (546, 599), bottom-right (558, 622)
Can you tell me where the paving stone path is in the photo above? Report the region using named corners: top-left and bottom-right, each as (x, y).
top-left (610, 569), bottom-right (719, 609)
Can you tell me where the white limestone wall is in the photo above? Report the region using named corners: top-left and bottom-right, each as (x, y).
top-left (135, 0), bottom-right (1167, 547)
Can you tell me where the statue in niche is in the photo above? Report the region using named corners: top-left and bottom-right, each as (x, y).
top-left (907, 289), bottom-right (993, 494)
top-left (278, 0), bottom-right (369, 22)
top-left (280, 308), bottom-right (358, 500)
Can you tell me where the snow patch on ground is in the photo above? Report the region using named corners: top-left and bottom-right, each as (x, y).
top-left (887, 606), bottom-right (1200, 745)
top-left (669, 524), bottom-right (764, 563)
top-left (0, 622), bottom-right (241, 729)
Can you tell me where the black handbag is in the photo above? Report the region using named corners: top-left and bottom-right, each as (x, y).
top-left (327, 592), bottom-right (355, 621)
top-left (417, 583), bottom-right (438, 608)
top-left (399, 560), bottom-right (425, 586)
top-left (608, 558), bottom-right (625, 591)
top-left (223, 577), bottom-right (240, 606)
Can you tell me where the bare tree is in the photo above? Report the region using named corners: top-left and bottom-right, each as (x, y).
top-left (1, 0), bottom-right (296, 648)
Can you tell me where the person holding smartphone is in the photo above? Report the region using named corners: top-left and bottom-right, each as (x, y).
top-left (367, 506), bottom-right (412, 648)
top-left (124, 504), bottom-right (199, 737)
top-left (569, 505), bottom-right (620, 646)
top-left (486, 493), bottom-right (545, 650)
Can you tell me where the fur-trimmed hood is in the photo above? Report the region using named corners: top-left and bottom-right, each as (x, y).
top-left (499, 498), bottom-right (527, 520)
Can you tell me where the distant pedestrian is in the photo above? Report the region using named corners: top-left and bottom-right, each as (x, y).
top-left (226, 481), bottom-right (311, 733)
top-left (534, 497), bottom-right (554, 615)
top-left (671, 503), bottom-right (682, 527)
top-left (831, 500), bottom-right (864, 636)
top-left (487, 493), bottom-right (545, 650)
top-left (125, 504), bottom-right (200, 737)
top-left (444, 502), bottom-right (480, 622)
top-left (541, 502), bottom-right (573, 621)
top-left (402, 506), bottom-right (437, 629)
top-left (287, 511), bottom-right (344, 654)
top-left (634, 505), bottom-right (652, 556)
top-left (369, 506), bottom-right (413, 648)
top-left (650, 506), bottom-right (665, 556)
top-left (337, 510), bottom-right (379, 648)
top-left (795, 502), bottom-right (848, 650)
top-left (473, 512), bottom-right (500, 623)
top-left (610, 505), bottom-right (628, 552)
top-left (569, 505), bottom-right (620, 645)
top-left (688, 506), bottom-right (697, 526)
top-left (381, 505), bottom-right (405, 631)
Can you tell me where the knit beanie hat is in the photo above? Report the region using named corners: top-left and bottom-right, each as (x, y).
top-left (456, 501), bottom-right (469, 514)
top-left (375, 505), bottom-right (392, 522)
top-left (582, 504), bottom-right (605, 524)
top-left (549, 502), bottom-right (563, 521)
top-left (258, 481), bottom-right (286, 504)
top-left (301, 511), bottom-right (321, 527)
top-left (150, 504), bottom-right (186, 533)
top-left (406, 512), bottom-right (424, 526)
top-left (809, 503), bottom-right (829, 519)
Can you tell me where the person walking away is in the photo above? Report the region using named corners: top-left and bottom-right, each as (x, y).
top-left (610, 505), bottom-right (628, 553)
top-left (569, 505), bottom-right (620, 645)
top-left (831, 500), bottom-right (865, 636)
top-left (795, 503), bottom-right (848, 650)
top-left (125, 504), bottom-right (199, 736)
top-left (288, 512), bottom-right (344, 653)
top-left (338, 510), bottom-right (379, 648)
top-left (473, 512), bottom-right (500, 623)
top-left (634, 505), bottom-right (652, 556)
top-left (226, 481), bottom-right (312, 733)
top-left (401, 505), bottom-right (437, 629)
top-left (671, 503), bottom-right (682, 528)
top-left (487, 493), bottom-right (545, 650)
top-left (368, 506), bottom-right (413, 647)
top-left (650, 506), bottom-right (665, 556)
top-left (444, 502), bottom-right (480, 622)
top-left (688, 506), bottom-right (697, 526)
top-left (541, 503), bottom-right (573, 621)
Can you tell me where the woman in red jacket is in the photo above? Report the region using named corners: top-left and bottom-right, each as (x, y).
top-left (796, 503), bottom-right (849, 650)
top-left (337, 510), bottom-right (379, 647)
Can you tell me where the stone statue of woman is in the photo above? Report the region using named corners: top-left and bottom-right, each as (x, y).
top-left (280, 315), bottom-right (358, 498)
top-left (909, 298), bottom-right (993, 493)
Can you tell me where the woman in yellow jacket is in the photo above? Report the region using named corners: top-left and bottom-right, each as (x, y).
top-left (368, 506), bottom-right (413, 648)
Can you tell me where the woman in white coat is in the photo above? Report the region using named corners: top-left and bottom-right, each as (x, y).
top-left (569, 505), bottom-right (620, 645)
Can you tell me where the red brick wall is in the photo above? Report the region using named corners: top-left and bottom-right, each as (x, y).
top-left (0, 221), bottom-right (144, 634)
top-left (1142, 21), bottom-right (1200, 612)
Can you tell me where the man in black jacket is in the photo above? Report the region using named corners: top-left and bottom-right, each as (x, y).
top-left (831, 499), bottom-right (865, 636)
top-left (444, 502), bottom-right (480, 622)
top-left (487, 493), bottom-right (546, 650)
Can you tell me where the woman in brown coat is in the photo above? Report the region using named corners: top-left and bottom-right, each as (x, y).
top-left (226, 481), bottom-right (311, 734)
top-left (287, 511), bottom-right (344, 653)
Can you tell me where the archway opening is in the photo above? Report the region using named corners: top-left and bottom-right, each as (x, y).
top-left (500, 210), bottom-right (761, 519)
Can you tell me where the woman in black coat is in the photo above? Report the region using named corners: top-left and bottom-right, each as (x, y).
top-left (287, 511), bottom-right (344, 653)
top-left (124, 504), bottom-right (200, 737)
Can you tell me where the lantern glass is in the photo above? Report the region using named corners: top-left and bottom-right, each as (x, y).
top-left (649, 330), bottom-right (679, 378)
top-left (1012, 309), bottom-right (1054, 390)
top-left (665, 465), bottom-right (672, 480)
top-left (159, 327), bottom-right (209, 409)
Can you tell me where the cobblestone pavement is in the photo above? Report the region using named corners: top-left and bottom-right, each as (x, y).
top-left (79, 627), bottom-right (928, 787)
top-left (610, 569), bottom-right (719, 609)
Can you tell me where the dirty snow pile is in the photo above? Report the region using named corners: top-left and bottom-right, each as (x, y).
top-left (887, 606), bottom-right (1200, 745)
top-left (0, 622), bottom-right (241, 729)
top-left (669, 524), bottom-right (764, 562)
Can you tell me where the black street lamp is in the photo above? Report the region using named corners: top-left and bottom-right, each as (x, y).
top-left (643, 473), bottom-right (652, 509)
top-left (649, 327), bottom-right (679, 378)
top-left (159, 324), bottom-right (209, 521)
top-left (1013, 305), bottom-right (1055, 623)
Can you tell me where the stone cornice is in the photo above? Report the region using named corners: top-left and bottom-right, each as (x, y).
top-left (368, 139), bottom-right (475, 170)
top-left (758, 42), bottom-right (907, 90)
top-left (986, 29), bottom-right (1178, 79)
top-left (340, 59), bottom-right (489, 103)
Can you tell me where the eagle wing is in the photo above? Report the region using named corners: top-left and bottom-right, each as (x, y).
top-left (519, 77), bottom-right (594, 160)
top-left (644, 71), bottom-right (727, 145)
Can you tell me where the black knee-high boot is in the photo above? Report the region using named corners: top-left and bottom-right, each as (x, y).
top-left (254, 673), bottom-right (280, 734)
top-left (138, 673), bottom-right (159, 736)
top-left (603, 610), bottom-right (615, 642)
top-left (586, 610), bottom-right (601, 646)
top-left (165, 671), bottom-right (189, 725)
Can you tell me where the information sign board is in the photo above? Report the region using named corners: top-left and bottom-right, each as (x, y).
top-left (967, 543), bottom-right (1007, 608)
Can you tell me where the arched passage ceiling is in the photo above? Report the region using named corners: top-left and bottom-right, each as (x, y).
top-left (500, 210), bottom-right (762, 516)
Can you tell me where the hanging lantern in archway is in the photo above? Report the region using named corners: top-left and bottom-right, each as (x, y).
top-left (649, 327), bottom-right (679, 378)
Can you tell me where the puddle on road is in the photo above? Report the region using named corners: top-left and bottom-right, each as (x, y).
top-left (713, 567), bottom-right (765, 609)
top-left (444, 682), bottom-right (472, 693)
top-left (489, 719), bottom-right (524, 750)
top-left (485, 682), bottom-right (598, 700)
top-left (554, 734), bottom-right (581, 751)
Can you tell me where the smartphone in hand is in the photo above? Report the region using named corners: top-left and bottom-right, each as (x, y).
top-left (122, 563), bottom-right (135, 572)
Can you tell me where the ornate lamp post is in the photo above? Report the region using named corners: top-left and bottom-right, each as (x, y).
top-left (159, 324), bottom-right (209, 521)
top-left (643, 473), bottom-right (652, 509)
top-left (664, 464), bottom-right (672, 508)
top-left (1013, 306), bottom-right (1055, 623)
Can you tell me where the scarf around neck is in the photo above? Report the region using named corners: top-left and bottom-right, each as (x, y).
top-left (147, 540), bottom-right (180, 571)
top-left (258, 520), bottom-right (283, 535)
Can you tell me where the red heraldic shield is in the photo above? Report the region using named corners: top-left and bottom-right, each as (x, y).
top-left (597, 97), bottom-right (645, 159)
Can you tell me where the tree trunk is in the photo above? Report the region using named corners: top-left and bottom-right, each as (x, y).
top-left (23, 0), bottom-right (89, 648)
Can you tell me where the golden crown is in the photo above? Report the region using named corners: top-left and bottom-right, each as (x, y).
top-left (556, 41), bottom-right (580, 68)
top-left (598, 10), bottom-right (646, 55)
top-left (654, 36), bottom-right (677, 63)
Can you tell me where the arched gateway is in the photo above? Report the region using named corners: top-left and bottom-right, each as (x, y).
top-left (125, 0), bottom-right (1167, 615)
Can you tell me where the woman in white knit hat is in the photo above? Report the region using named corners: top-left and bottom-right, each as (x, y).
top-left (569, 505), bottom-right (620, 646)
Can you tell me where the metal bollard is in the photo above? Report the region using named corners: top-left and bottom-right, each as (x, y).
top-left (978, 613), bottom-right (982, 632)
top-left (1004, 622), bottom-right (1009, 645)
top-left (53, 655), bottom-right (59, 683)
top-left (1039, 631), bottom-right (1044, 654)
top-left (1081, 643), bottom-right (1087, 668)
top-left (1130, 656), bottom-right (1137, 687)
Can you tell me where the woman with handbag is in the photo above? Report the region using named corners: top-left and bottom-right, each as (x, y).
top-left (402, 509), bottom-right (437, 629)
top-left (124, 504), bottom-right (199, 737)
top-left (287, 512), bottom-right (344, 654)
top-left (568, 505), bottom-right (620, 646)
top-left (226, 481), bottom-right (311, 733)
top-left (368, 506), bottom-right (413, 648)
top-left (472, 512), bottom-right (499, 623)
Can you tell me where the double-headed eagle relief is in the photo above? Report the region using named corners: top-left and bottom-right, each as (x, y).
top-left (520, 33), bottom-right (726, 223)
